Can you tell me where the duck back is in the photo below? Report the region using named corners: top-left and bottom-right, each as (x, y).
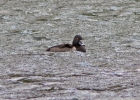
top-left (46, 44), bottom-right (74, 52)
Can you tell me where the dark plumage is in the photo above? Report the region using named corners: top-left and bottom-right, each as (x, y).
top-left (46, 35), bottom-right (86, 52)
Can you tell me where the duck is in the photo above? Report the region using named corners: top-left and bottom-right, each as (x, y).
top-left (46, 35), bottom-right (86, 52)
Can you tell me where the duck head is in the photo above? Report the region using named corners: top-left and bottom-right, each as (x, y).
top-left (72, 35), bottom-right (85, 46)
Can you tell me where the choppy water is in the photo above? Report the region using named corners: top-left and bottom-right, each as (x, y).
top-left (0, 0), bottom-right (140, 100)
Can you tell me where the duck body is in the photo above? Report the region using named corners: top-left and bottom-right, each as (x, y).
top-left (46, 35), bottom-right (86, 52)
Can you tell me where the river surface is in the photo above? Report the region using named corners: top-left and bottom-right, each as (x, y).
top-left (0, 0), bottom-right (140, 100)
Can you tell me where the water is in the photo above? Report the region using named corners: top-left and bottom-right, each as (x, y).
top-left (0, 0), bottom-right (140, 100)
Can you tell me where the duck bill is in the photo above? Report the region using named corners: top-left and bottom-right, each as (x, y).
top-left (79, 40), bottom-right (85, 46)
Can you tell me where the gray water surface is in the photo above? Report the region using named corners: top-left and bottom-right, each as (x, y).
top-left (0, 0), bottom-right (140, 100)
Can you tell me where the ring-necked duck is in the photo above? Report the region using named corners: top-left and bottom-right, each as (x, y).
top-left (46, 35), bottom-right (86, 52)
